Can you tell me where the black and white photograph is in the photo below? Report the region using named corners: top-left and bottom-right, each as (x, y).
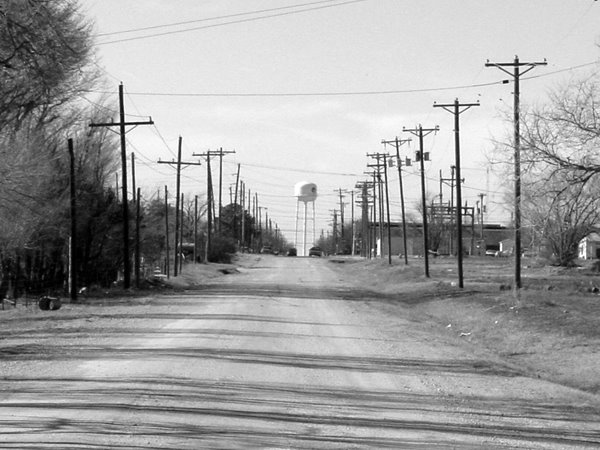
top-left (1, 0), bottom-right (600, 448)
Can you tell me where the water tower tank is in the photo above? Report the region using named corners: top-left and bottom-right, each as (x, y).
top-left (294, 181), bottom-right (317, 202)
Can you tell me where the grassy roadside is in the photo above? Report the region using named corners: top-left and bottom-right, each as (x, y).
top-left (326, 255), bottom-right (600, 395)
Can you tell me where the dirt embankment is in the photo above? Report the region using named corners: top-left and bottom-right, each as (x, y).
top-left (325, 255), bottom-right (600, 395)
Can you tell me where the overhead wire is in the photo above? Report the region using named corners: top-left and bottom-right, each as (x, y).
top-left (97, 0), bottom-right (367, 46)
top-left (96, 0), bottom-right (360, 37)
top-left (85, 60), bottom-right (598, 101)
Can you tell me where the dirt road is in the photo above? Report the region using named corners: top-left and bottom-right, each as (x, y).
top-left (1, 256), bottom-right (600, 448)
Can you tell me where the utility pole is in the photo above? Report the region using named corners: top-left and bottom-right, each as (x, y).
top-left (131, 153), bottom-right (136, 204)
top-left (332, 209), bottom-right (338, 253)
top-left (339, 188), bottom-right (356, 255)
top-left (478, 193), bottom-right (486, 239)
top-left (131, 152), bottom-right (141, 287)
top-left (382, 137), bottom-right (411, 264)
top-left (336, 188), bottom-right (345, 242)
top-left (367, 170), bottom-right (379, 258)
top-left (89, 83), bottom-right (153, 289)
top-left (486, 56), bottom-right (546, 291)
top-left (214, 148), bottom-right (236, 233)
top-left (403, 125), bottom-right (439, 278)
top-left (382, 155), bottom-right (392, 265)
top-left (241, 181), bottom-right (246, 250)
top-left (180, 193), bottom-right (184, 274)
top-left (233, 164), bottom-right (241, 245)
top-left (208, 157), bottom-right (214, 255)
top-left (349, 190), bottom-right (355, 256)
top-left (434, 99), bottom-right (479, 288)
top-left (440, 166), bottom-right (463, 255)
top-left (367, 153), bottom-right (392, 264)
top-left (192, 151), bottom-right (219, 258)
top-left (194, 195), bottom-right (198, 264)
top-left (355, 181), bottom-right (371, 258)
top-left (164, 186), bottom-right (170, 279)
top-left (135, 187), bottom-right (141, 288)
top-left (68, 138), bottom-right (77, 303)
top-left (259, 206), bottom-right (268, 246)
top-left (158, 137), bottom-right (202, 276)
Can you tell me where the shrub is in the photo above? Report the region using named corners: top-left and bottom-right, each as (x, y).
top-left (208, 236), bottom-right (237, 263)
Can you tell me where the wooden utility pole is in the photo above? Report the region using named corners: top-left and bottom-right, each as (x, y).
top-left (68, 138), bottom-right (77, 302)
top-left (194, 195), bottom-right (198, 264)
top-left (403, 125), bottom-right (439, 278)
top-left (158, 138), bottom-right (202, 276)
top-left (382, 137), bottom-right (411, 264)
top-left (164, 186), bottom-right (170, 278)
top-left (233, 164), bottom-right (241, 244)
top-left (336, 188), bottom-right (345, 240)
top-left (89, 84), bottom-right (153, 289)
top-left (434, 98), bottom-right (479, 288)
top-left (131, 153), bottom-right (136, 204)
top-left (486, 57), bottom-right (546, 292)
top-left (135, 187), bottom-right (141, 288)
top-left (214, 148), bottom-right (236, 232)
top-left (241, 181), bottom-right (246, 250)
top-left (356, 181), bottom-right (371, 258)
top-left (350, 190), bottom-right (355, 255)
top-left (368, 153), bottom-right (393, 265)
top-left (131, 152), bottom-right (141, 287)
top-left (193, 150), bottom-right (233, 250)
top-left (207, 157), bottom-right (214, 256)
top-left (440, 166), bottom-right (456, 255)
top-left (478, 193), bottom-right (487, 239)
top-left (180, 193), bottom-right (184, 274)
top-left (173, 139), bottom-right (182, 276)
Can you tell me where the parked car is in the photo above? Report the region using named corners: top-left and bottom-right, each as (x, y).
top-left (260, 245), bottom-right (274, 254)
top-left (287, 248), bottom-right (297, 257)
top-left (308, 246), bottom-right (323, 257)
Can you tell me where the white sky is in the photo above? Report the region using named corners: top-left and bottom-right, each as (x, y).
top-left (81, 0), bottom-right (600, 242)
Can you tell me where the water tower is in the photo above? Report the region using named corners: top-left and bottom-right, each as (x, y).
top-left (294, 181), bottom-right (317, 256)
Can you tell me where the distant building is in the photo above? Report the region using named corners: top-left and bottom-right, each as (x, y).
top-left (363, 221), bottom-right (515, 258)
top-left (579, 232), bottom-right (600, 260)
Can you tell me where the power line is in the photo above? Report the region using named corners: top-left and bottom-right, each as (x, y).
top-left (226, 160), bottom-right (361, 177)
top-left (96, 0), bottom-right (357, 37)
top-left (97, 0), bottom-right (366, 45)
top-left (85, 80), bottom-right (506, 98)
top-left (83, 60), bottom-right (597, 99)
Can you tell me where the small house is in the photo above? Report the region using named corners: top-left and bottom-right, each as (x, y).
top-left (579, 232), bottom-right (600, 260)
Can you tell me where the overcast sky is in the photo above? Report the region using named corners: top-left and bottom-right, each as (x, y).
top-left (82, 0), bottom-right (600, 243)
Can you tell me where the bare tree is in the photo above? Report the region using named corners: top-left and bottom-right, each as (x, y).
top-left (520, 73), bottom-right (600, 183)
top-left (517, 72), bottom-right (600, 265)
top-left (0, 0), bottom-right (98, 130)
top-left (523, 172), bottom-right (600, 266)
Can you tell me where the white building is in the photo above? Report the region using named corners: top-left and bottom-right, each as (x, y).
top-left (578, 232), bottom-right (600, 260)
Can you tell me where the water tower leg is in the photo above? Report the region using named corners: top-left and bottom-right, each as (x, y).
top-left (312, 201), bottom-right (316, 247)
top-left (303, 201), bottom-right (308, 257)
top-left (295, 200), bottom-right (299, 249)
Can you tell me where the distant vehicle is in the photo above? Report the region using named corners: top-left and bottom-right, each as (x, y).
top-left (260, 245), bottom-right (274, 254)
top-left (308, 246), bottom-right (323, 257)
top-left (485, 249), bottom-right (497, 256)
top-left (287, 248), bottom-right (297, 257)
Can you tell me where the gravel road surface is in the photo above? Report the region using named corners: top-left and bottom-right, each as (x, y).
top-left (1, 256), bottom-right (599, 448)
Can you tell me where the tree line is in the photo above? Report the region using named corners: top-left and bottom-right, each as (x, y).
top-left (0, 1), bottom-right (290, 300)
